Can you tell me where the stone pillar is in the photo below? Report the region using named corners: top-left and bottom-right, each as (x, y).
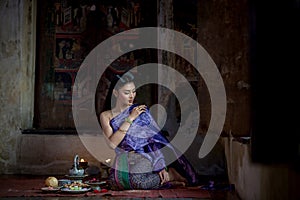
top-left (157, 0), bottom-right (177, 135)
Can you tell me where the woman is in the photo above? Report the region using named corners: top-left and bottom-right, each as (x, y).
top-left (99, 72), bottom-right (198, 190)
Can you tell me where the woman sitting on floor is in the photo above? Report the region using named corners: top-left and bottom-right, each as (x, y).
top-left (99, 72), bottom-right (199, 190)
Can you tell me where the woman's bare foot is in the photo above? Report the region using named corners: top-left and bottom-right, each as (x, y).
top-left (169, 180), bottom-right (186, 187)
top-left (168, 167), bottom-right (188, 184)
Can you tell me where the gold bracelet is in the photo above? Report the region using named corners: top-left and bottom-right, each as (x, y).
top-left (124, 117), bottom-right (133, 125)
top-left (118, 129), bottom-right (127, 134)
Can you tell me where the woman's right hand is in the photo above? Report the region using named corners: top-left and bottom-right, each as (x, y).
top-left (129, 105), bottom-right (147, 121)
top-left (159, 168), bottom-right (170, 185)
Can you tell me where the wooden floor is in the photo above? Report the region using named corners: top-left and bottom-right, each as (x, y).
top-left (199, 177), bottom-right (241, 200)
top-left (0, 175), bottom-right (241, 199)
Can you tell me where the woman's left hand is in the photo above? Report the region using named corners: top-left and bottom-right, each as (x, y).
top-left (129, 105), bottom-right (147, 121)
top-left (159, 168), bottom-right (169, 185)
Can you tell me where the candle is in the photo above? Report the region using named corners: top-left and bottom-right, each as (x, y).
top-left (79, 158), bottom-right (88, 169)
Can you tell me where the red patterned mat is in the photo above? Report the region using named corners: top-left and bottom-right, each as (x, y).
top-left (0, 176), bottom-right (211, 199)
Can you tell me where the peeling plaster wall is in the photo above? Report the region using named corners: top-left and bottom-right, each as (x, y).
top-left (16, 134), bottom-right (114, 175)
top-left (223, 137), bottom-right (300, 200)
top-left (0, 0), bottom-right (25, 174)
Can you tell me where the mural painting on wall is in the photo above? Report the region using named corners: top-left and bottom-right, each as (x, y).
top-left (37, 0), bottom-right (148, 129)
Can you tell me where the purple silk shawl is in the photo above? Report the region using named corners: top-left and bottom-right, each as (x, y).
top-left (110, 104), bottom-right (198, 185)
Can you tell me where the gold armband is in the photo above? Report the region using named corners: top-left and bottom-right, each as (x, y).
top-left (118, 129), bottom-right (127, 134)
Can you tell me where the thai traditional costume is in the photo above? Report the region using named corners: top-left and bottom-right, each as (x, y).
top-left (108, 104), bottom-right (198, 190)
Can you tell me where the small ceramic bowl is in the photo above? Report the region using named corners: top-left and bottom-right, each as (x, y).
top-left (58, 179), bottom-right (71, 187)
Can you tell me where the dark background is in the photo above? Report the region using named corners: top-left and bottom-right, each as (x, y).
top-left (250, 0), bottom-right (300, 165)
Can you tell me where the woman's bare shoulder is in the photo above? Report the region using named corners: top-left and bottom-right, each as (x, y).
top-left (100, 110), bottom-right (112, 120)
